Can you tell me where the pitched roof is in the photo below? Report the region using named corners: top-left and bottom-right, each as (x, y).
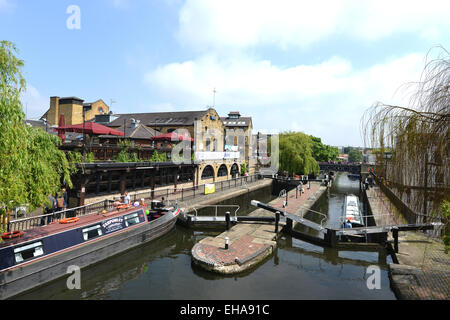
top-left (107, 110), bottom-right (209, 127)
top-left (99, 123), bottom-right (161, 140)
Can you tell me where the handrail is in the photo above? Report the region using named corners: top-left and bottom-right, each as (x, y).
top-left (191, 205), bottom-right (240, 219)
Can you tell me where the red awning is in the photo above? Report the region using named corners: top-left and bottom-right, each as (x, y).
top-left (149, 132), bottom-right (194, 142)
top-left (54, 122), bottom-right (125, 136)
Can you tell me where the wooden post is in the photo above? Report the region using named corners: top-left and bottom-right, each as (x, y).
top-left (325, 229), bottom-right (337, 248)
top-left (275, 211), bottom-right (280, 233)
top-left (286, 217), bottom-right (292, 233)
top-left (225, 211), bottom-right (231, 230)
top-left (393, 227), bottom-right (399, 253)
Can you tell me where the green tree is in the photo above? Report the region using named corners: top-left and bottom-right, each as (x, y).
top-left (278, 131), bottom-right (319, 175)
top-left (348, 149), bottom-right (362, 162)
top-left (0, 41), bottom-right (72, 228)
top-left (310, 135), bottom-right (339, 162)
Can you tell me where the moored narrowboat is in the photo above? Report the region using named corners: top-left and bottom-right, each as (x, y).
top-left (0, 200), bottom-right (181, 299)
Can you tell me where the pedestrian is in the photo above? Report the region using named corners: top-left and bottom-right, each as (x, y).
top-left (62, 188), bottom-right (68, 210)
top-left (123, 191), bottom-right (131, 205)
top-left (56, 192), bottom-right (65, 219)
top-left (344, 219), bottom-right (352, 228)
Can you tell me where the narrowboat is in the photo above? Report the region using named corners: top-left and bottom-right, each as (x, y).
top-left (0, 200), bottom-right (181, 299)
top-left (342, 194), bottom-right (364, 228)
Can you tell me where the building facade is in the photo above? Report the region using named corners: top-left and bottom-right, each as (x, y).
top-left (42, 96), bottom-right (110, 126)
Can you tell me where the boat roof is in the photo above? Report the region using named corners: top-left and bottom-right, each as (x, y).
top-left (0, 206), bottom-right (146, 249)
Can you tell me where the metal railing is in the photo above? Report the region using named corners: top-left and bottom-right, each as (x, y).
top-left (120, 174), bottom-right (262, 205)
top-left (8, 199), bottom-right (115, 232)
top-left (7, 174), bottom-right (262, 232)
top-left (191, 205), bottom-right (240, 221)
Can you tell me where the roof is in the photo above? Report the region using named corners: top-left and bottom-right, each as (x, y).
top-left (111, 123), bottom-right (161, 139)
top-left (220, 116), bottom-right (252, 127)
top-left (107, 110), bottom-right (209, 127)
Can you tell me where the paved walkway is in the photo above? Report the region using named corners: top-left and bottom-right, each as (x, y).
top-left (366, 184), bottom-right (449, 300)
top-left (191, 181), bottom-right (326, 274)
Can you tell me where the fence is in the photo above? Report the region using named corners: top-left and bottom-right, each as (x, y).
top-left (8, 199), bottom-right (116, 232)
top-left (121, 174), bottom-right (262, 205)
top-left (8, 174), bottom-right (263, 232)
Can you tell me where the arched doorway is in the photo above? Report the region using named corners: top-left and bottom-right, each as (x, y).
top-left (201, 165), bottom-right (215, 180)
top-left (230, 163), bottom-right (239, 178)
top-left (217, 164), bottom-right (228, 177)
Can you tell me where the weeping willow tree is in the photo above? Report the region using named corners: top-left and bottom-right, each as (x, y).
top-left (277, 131), bottom-right (319, 176)
top-left (361, 46), bottom-right (449, 228)
top-left (0, 41), bottom-right (72, 231)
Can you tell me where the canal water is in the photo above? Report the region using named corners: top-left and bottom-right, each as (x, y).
top-left (14, 173), bottom-right (396, 300)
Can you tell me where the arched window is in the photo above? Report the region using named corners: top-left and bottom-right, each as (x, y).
top-left (230, 163), bottom-right (239, 178)
top-left (217, 164), bottom-right (228, 177)
top-left (201, 165), bottom-right (214, 179)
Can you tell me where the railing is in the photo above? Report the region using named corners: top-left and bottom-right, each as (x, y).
top-left (7, 174), bottom-right (263, 233)
top-left (191, 205), bottom-right (240, 220)
top-left (8, 199), bottom-right (115, 232)
top-left (121, 174), bottom-right (262, 205)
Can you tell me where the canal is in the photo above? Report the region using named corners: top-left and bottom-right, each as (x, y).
top-left (14, 173), bottom-right (396, 300)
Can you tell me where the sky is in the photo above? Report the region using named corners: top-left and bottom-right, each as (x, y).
top-left (1, 0), bottom-right (449, 147)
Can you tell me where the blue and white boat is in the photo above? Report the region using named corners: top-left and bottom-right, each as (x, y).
top-left (0, 200), bottom-right (181, 299)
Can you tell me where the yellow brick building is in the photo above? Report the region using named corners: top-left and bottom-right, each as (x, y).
top-left (41, 96), bottom-right (110, 126)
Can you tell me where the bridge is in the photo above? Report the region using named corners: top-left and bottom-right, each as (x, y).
top-left (318, 162), bottom-right (362, 174)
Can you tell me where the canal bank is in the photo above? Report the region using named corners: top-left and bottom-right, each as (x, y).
top-left (366, 184), bottom-right (449, 300)
top-left (12, 172), bottom-right (396, 300)
top-left (191, 181), bottom-right (327, 274)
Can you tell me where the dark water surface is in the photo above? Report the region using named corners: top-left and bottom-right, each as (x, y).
top-left (14, 173), bottom-right (396, 300)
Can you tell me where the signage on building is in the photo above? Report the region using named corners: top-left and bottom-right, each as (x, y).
top-left (195, 151), bottom-right (240, 160)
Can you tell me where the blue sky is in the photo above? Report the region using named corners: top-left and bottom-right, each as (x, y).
top-left (1, 0), bottom-right (449, 147)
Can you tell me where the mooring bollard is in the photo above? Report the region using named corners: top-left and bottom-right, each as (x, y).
top-left (225, 236), bottom-right (229, 250)
top-left (225, 211), bottom-right (231, 230)
top-left (275, 211), bottom-right (280, 233)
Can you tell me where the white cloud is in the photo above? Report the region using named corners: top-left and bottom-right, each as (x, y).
top-left (20, 85), bottom-right (49, 120)
top-left (144, 52), bottom-right (425, 146)
top-left (178, 0), bottom-right (450, 50)
top-left (0, 0), bottom-right (14, 11)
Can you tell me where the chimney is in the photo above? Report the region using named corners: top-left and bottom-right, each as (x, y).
top-left (49, 96), bottom-right (60, 126)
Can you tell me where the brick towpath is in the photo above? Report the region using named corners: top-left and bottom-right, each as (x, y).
top-left (191, 181), bottom-right (327, 274)
top-left (366, 184), bottom-right (449, 300)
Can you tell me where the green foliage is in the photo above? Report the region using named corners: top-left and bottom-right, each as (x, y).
top-left (309, 135), bottom-right (339, 162)
top-left (348, 148), bottom-right (363, 162)
top-left (117, 139), bottom-right (132, 148)
top-left (434, 200), bottom-right (450, 254)
top-left (240, 163), bottom-right (247, 175)
top-left (115, 149), bottom-right (139, 163)
top-left (278, 131), bottom-right (319, 175)
top-left (150, 150), bottom-right (167, 162)
top-left (0, 41), bottom-right (72, 216)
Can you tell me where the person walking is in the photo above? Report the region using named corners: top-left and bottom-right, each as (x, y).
top-left (123, 191), bottom-right (131, 205)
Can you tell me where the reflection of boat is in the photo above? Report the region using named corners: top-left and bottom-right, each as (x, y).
top-left (343, 194), bottom-right (364, 228)
top-left (0, 200), bottom-right (181, 299)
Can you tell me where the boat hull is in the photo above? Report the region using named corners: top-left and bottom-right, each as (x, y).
top-left (0, 213), bottom-right (177, 300)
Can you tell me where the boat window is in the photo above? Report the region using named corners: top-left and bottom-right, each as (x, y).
top-left (124, 213), bottom-right (140, 227)
top-left (14, 241), bottom-right (44, 263)
top-left (82, 225), bottom-right (103, 241)
top-left (348, 201), bottom-right (357, 207)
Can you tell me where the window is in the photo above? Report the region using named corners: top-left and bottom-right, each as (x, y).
top-left (124, 213), bottom-right (140, 227)
top-left (82, 225), bottom-right (103, 241)
top-left (14, 241), bottom-right (44, 263)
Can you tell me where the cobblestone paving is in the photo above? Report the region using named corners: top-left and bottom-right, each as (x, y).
top-left (191, 182), bottom-right (326, 272)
